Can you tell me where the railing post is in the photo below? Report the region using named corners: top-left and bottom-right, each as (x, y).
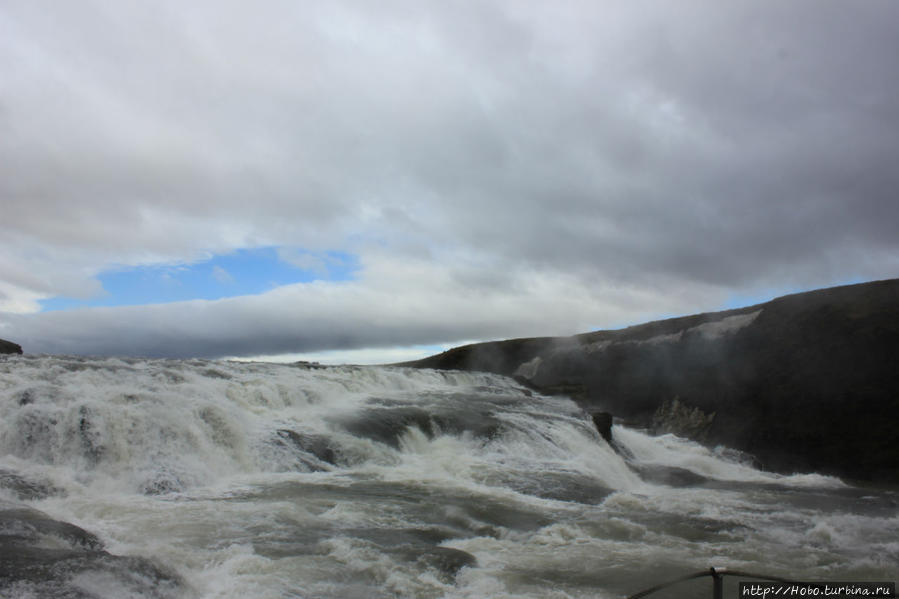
top-left (710, 567), bottom-right (726, 599)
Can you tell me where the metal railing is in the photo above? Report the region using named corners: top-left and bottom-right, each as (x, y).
top-left (626, 566), bottom-right (802, 599)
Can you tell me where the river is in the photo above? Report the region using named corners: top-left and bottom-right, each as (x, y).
top-left (1, 355), bottom-right (895, 598)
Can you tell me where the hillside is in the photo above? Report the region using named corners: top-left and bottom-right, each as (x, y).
top-left (403, 279), bottom-right (899, 483)
top-left (0, 338), bottom-right (22, 355)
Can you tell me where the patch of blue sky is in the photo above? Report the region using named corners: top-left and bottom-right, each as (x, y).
top-left (40, 247), bottom-right (358, 311)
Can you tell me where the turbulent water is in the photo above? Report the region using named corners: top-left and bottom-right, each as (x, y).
top-left (1, 355), bottom-right (896, 599)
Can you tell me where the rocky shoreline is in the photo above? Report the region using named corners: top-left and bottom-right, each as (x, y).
top-left (404, 279), bottom-right (899, 484)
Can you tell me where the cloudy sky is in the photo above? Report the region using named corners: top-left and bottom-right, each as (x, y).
top-left (1, 0), bottom-right (897, 363)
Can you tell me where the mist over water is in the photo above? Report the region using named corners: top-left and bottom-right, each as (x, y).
top-left (1, 355), bottom-right (896, 598)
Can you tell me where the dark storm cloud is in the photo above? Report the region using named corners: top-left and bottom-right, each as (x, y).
top-left (430, 0), bottom-right (899, 286)
top-left (0, 0), bottom-right (897, 357)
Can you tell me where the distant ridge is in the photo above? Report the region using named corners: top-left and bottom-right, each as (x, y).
top-left (403, 279), bottom-right (899, 483)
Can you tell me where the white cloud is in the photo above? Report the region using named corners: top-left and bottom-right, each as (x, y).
top-left (0, 283), bottom-right (44, 314)
top-left (211, 265), bottom-right (234, 284)
top-left (276, 248), bottom-right (329, 276)
top-left (0, 252), bottom-right (723, 358)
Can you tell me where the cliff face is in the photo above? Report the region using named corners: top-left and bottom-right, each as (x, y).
top-left (404, 279), bottom-right (899, 483)
top-left (0, 339), bottom-right (23, 355)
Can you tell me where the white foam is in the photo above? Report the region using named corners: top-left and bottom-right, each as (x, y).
top-left (0, 356), bottom-right (531, 495)
top-left (2, 354), bottom-right (893, 599)
top-left (514, 356), bottom-right (542, 379)
top-left (613, 426), bottom-right (846, 487)
top-left (689, 310), bottom-right (762, 340)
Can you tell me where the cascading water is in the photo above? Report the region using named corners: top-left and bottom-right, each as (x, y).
top-left (1, 354), bottom-right (896, 598)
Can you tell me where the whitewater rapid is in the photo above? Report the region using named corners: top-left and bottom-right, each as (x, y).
top-left (1, 355), bottom-right (896, 598)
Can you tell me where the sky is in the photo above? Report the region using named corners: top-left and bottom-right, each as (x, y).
top-left (1, 0), bottom-right (898, 363)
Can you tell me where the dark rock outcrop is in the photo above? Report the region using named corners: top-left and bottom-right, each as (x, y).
top-left (275, 428), bottom-right (338, 469)
top-left (651, 397), bottom-right (715, 441)
top-left (412, 547), bottom-right (477, 582)
top-left (591, 411), bottom-right (614, 444)
top-left (0, 503), bottom-right (182, 598)
top-left (403, 279), bottom-right (899, 483)
top-left (0, 469), bottom-right (65, 501)
top-left (0, 338), bottom-right (22, 354)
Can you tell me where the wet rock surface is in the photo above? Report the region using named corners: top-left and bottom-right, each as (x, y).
top-left (0, 469), bottom-right (65, 501)
top-left (0, 503), bottom-right (182, 598)
top-left (333, 399), bottom-right (504, 449)
top-left (651, 397), bottom-right (715, 441)
top-left (411, 546), bottom-right (477, 582)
